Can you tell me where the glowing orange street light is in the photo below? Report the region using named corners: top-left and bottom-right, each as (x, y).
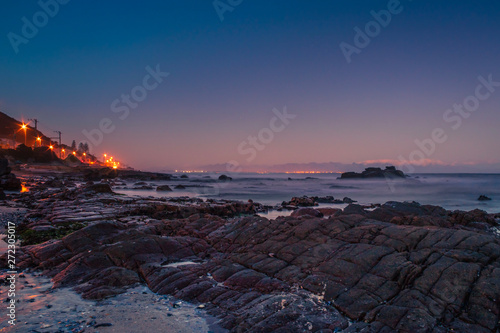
top-left (21, 123), bottom-right (27, 145)
top-left (73, 151), bottom-right (76, 155)
top-left (49, 145), bottom-right (53, 150)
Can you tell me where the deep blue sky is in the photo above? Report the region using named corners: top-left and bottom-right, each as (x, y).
top-left (1, 0), bottom-right (499, 171)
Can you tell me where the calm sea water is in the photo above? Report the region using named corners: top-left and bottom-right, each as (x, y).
top-left (114, 173), bottom-right (500, 214)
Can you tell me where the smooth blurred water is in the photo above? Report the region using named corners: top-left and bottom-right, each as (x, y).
top-left (114, 173), bottom-right (500, 213)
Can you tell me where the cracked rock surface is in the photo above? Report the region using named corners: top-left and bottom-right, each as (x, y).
top-left (3, 184), bottom-right (500, 332)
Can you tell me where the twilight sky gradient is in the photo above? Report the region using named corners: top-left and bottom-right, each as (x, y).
top-left (1, 0), bottom-right (500, 172)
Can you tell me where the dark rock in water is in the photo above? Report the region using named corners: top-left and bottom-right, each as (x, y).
top-left (133, 185), bottom-right (153, 190)
top-left (0, 189), bottom-right (5, 200)
top-left (291, 207), bottom-right (323, 218)
top-left (478, 195), bottom-right (492, 201)
top-left (340, 166), bottom-right (406, 179)
top-left (282, 196), bottom-right (317, 207)
top-left (134, 181), bottom-right (148, 186)
top-left (283, 196), bottom-right (350, 207)
top-left (180, 174), bottom-right (189, 179)
top-left (156, 185), bottom-right (172, 192)
top-left (174, 185), bottom-right (186, 189)
top-left (87, 183), bottom-right (113, 193)
top-left (342, 197), bottom-right (356, 203)
top-left (218, 175), bottom-right (232, 181)
top-left (313, 196), bottom-right (335, 203)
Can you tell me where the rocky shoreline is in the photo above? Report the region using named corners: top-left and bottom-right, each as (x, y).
top-left (1, 168), bottom-right (500, 332)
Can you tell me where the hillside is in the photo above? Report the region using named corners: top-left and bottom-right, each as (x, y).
top-left (0, 111), bottom-right (51, 148)
top-left (0, 111), bottom-right (100, 165)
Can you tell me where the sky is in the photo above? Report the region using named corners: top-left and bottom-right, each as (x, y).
top-left (1, 0), bottom-right (499, 172)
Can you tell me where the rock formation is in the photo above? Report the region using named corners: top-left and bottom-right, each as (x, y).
top-left (340, 166), bottom-right (406, 179)
top-left (4, 183), bottom-right (500, 332)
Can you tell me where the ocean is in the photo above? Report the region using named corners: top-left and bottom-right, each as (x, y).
top-left (114, 173), bottom-right (500, 215)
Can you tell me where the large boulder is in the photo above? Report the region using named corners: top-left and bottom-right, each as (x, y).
top-left (157, 185), bottom-right (172, 192)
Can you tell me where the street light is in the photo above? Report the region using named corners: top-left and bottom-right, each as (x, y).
top-left (36, 137), bottom-right (41, 146)
top-left (21, 123), bottom-right (27, 145)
